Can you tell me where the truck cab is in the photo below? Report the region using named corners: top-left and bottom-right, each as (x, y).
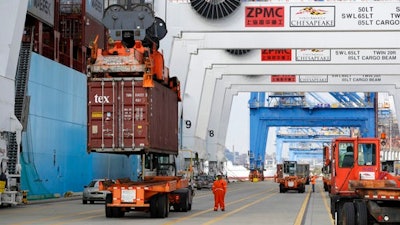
top-left (329, 137), bottom-right (400, 225)
top-left (331, 138), bottom-right (380, 195)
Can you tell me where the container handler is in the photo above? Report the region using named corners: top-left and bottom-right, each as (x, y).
top-left (276, 161), bottom-right (306, 193)
top-left (329, 137), bottom-right (400, 225)
top-left (249, 169), bottom-right (263, 182)
top-left (86, 3), bottom-right (192, 218)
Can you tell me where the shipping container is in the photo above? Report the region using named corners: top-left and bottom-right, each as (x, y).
top-left (87, 78), bottom-right (178, 155)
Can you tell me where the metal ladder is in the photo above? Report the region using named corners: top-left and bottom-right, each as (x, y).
top-left (4, 132), bottom-right (18, 176)
top-left (15, 41), bottom-right (32, 129)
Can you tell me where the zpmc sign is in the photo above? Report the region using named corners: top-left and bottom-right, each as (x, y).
top-left (245, 6), bottom-right (285, 27)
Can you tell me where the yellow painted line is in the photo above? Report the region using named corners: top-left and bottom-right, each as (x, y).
top-left (320, 188), bottom-right (335, 225)
top-left (203, 193), bottom-right (278, 225)
top-left (294, 187), bottom-right (311, 225)
top-left (162, 187), bottom-right (276, 225)
top-left (202, 192), bottom-right (278, 225)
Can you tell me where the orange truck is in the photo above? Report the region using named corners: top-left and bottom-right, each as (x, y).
top-left (101, 169), bottom-right (193, 218)
top-left (86, 3), bottom-right (192, 218)
top-left (328, 137), bottom-right (400, 225)
top-left (276, 161), bottom-right (306, 193)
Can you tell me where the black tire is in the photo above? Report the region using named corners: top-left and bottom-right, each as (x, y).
top-left (150, 194), bottom-right (166, 218)
top-left (105, 194), bottom-right (113, 218)
top-left (355, 201), bottom-right (368, 225)
top-left (341, 202), bottom-right (355, 225)
top-left (82, 200), bottom-right (87, 204)
top-left (298, 184), bottom-right (305, 193)
top-left (158, 194), bottom-right (167, 218)
top-left (90, 200), bottom-right (94, 204)
top-left (165, 195), bottom-right (170, 218)
top-left (279, 184), bottom-right (284, 193)
top-left (181, 195), bottom-right (189, 212)
top-left (150, 195), bottom-right (158, 217)
top-left (112, 207), bottom-right (124, 218)
top-left (105, 206), bottom-right (113, 218)
top-left (188, 202), bottom-right (192, 211)
top-left (188, 189), bottom-right (193, 211)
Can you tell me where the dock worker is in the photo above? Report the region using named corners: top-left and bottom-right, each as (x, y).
top-left (212, 173), bottom-right (227, 211)
top-left (311, 175), bottom-right (316, 192)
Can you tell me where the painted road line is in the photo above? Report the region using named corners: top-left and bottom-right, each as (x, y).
top-left (201, 192), bottom-right (278, 225)
top-left (294, 187), bottom-right (311, 225)
top-left (162, 188), bottom-right (276, 225)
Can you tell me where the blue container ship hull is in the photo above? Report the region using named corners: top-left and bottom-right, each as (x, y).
top-left (20, 53), bottom-right (139, 200)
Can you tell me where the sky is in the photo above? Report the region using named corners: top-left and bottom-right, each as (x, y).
top-left (225, 93), bottom-right (250, 155)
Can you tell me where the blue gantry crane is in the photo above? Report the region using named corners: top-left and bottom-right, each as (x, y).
top-left (248, 92), bottom-right (377, 180)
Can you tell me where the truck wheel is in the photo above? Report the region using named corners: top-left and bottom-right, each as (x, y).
top-left (188, 188), bottom-right (193, 211)
top-left (105, 193), bottom-right (113, 218)
top-left (150, 194), bottom-right (166, 218)
top-left (105, 206), bottom-right (113, 218)
top-left (188, 201), bottom-right (192, 211)
top-left (112, 207), bottom-right (124, 218)
top-left (158, 194), bottom-right (167, 218)
top-left (181, 195), bottom-right (189, 212)
top-left (279, 184), bottom-right (284, 193)
top-left (341, 202), bottom-right (355, 225)
top-left (150, 195), bottom-right (158, 217)
top-left (165, 195), bottom-right (170, 217)
top-left (355, 201), bottom-right (368, 225)
top-left (298, 184), bottom-right (305, 193)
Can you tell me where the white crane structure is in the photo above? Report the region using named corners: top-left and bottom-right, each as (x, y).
top-left (154, 1), bottom-right (400, 172)
top-left (0, 0), bottom-right (27, 205)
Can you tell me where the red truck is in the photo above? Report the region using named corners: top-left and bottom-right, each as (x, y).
top-left (328, 137), bottom-right (400, 225)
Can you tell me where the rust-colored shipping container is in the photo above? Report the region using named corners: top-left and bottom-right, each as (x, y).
top-left (87, 78), bottom-right (178, 155)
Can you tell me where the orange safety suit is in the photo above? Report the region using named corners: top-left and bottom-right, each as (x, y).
top-left (212, 176), bottom-right (227, 211)
top-left (311, 176), bottom-right (316, 192)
